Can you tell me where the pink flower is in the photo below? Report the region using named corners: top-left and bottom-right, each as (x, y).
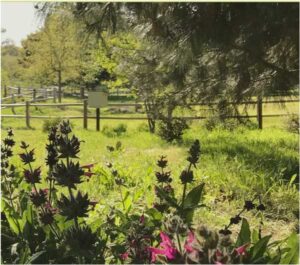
top-left (216, 249), bottom-right (223, 257)
top-left (120, 252), bottom-right (129, 260)
top-left (148, 232), bottom-right (179, 262)
top-left (140, 214), bottom-right (145, 224)
top-left (235, 244), bottom-right (249, 256)
top-left (81, 164), bottom-right (95, 170)
top-left (184, 231), bottom-right (196, 253)
top-left (84, 172), bottom-right (95, 178)
top-left (215, 262), bottom-right (223, 265)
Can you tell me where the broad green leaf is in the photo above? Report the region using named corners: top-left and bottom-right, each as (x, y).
top-left (251, 229), bottom-right (260, 244)
top-left (6, 214), bottom-right (20, 235)
top-left (280, 233), bottom-right (299, 264)
top-left (236, 218), bottom-right (251, 246)
top-left (250, 235), bottom-right (272, 261)
top-left (26, 251), bottom-right (47, 264)
top-left (183, 183), bottom-right (205, 209)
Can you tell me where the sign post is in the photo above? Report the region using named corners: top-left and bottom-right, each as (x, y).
top-left (87, 85), bottom-right (108, 131)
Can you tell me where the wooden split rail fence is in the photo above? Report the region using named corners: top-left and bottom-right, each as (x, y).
top-left (2, 85), bottom-right (58, 103)
top-left (1, 98), bottom-right (299, 130)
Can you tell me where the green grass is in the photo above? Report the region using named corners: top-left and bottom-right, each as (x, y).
top-left (1, 97), bottom-right (299, 241)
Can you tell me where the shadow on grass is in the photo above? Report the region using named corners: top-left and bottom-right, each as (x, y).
top-left (183, 133), bottom-right (299, 182)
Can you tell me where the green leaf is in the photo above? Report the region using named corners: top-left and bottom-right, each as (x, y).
top-left (249, 235), bottom-right (272, 262)
top-left (288, 174), bottom-right (297, 188)
top-left (155, 186), bottom-right (180, 209)
top-left (251, 229), bottom-right (260, 244)
top-left (183, 183), bottom-right (205, 209)
top-left (146, 208), bottom-right (162, 221)
top-left (6, 214), bottom-right (20, 235)
top-left (236, 218), bottom-right (251, 246)
top-left (26, 250), bottom-right (47, 264)
top-left (280, 233), bottom-right (299, 264)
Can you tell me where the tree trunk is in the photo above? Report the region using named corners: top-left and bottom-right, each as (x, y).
top-left (144, 100), bottom-right (156, 133)
top-left (58, 70), bottom-right (62, 103)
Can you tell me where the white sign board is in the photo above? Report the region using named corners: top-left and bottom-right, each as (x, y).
top-left (88, 91), bottom-right (108, 108)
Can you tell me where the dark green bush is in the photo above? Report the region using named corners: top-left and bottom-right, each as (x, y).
top-left (158, 118), bottom-right (189, 142)
top-left (285, 114), bottom-right (299, 134)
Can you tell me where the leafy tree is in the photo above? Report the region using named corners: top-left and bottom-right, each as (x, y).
top-left (20, 11), bottom-right (82, 102)
top-left (38, 2), bottom-right (298, 123)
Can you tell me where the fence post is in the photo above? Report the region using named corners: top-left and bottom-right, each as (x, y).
top-left (26, 101), bottom-right (30, 128)
top-left (83, 99), bottom-right (88, 129)
top-left (53, 87), bottom-right (57, 103)
top-left (257, 96), bottom-right (263, 129)
top-left (4, 85), bottom-right (7, 97)
top-left (11, 94), bottom-right (16, 114)
top-left (33, 89), bottom-right (36, 102)
top-left (80, 87), bottom-right (85, 99)
top-left (96, 108), bottom-right (100, 131)
top-left (18, 86), bottom-right (21, 95)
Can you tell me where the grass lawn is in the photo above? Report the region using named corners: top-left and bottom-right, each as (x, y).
top-left (1, 97), bottom-right (299, 241)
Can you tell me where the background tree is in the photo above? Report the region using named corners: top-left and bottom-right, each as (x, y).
top-left (20, 11), bottom-right (82, 102)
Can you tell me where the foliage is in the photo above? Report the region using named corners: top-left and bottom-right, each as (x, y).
top-left (285, 114), bottom-right (299, 134)
top-left (41, 2), bottom-right (299, 110)
top-left (102, 123), bottom-right (127, 137)
top-left (42, 118), bottom-right (63, 133)
top-left (1, 122), bottom-right (298, 264)
top-left (158, 118), bottom-right (189, 142)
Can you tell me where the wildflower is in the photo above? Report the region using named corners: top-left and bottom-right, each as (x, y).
top-left (230, 215), bottom-right (241, 225)
top-left (81, 163), bottom-right (95, 170)
top-left (120, 252), bottom-right (129, 260)
top-left (19, 149), bottom-right (35, 164)
top-left (30, 188), bottom-right (48, 207)
top-left (3, 138), bottom-right (15, 147)
top-left (219, 229), bottom-right (232, 235)
top-left (257, 204), bottom-right (266, 211)
top-left (184, 231), bottom-right (196, 253)
top-left (20, 141), bottom-right (29, 149)
top-left (140, 214), bottom-right (145, 224)
top-left (244, 200), bottom-right (255, 211)
top-left (84, 172), bottom-right (95, 178)
top-left (39, 208), bottom-right (55, 225)
top-left (180, 170), bottom-right (194, 184)
top-left (148, 232), bottom-right (179, 262)
top-left (235, 244), bottom-right (249, 256)
top-left (187, 139), bottom-right (200, 167)
top-left (157, 156), bottom-right (168, 168)
top-left (215, 249), bottom-right (223, 257)
top-left (155, 171), bottom-right (172, 183)
top-left (24, 168), bottom-right (41, 184)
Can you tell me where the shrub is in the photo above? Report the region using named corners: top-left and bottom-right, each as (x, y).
top-left (158, 118), bottom-right (189, 142)
top-left (102, 123), bottom-right (127, 137)
top-left (285, 114), bottom-right (299, 134)
top-left (42, 118), bottom-right (63, 133)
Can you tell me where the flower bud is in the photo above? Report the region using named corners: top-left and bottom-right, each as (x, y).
top-left (244, 200), bottom-right (255, 211)
top-left (180, 170), bottom-right (194, 184)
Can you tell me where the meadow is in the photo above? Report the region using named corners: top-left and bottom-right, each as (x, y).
top-left (1, 97), bottom-right (299, 242)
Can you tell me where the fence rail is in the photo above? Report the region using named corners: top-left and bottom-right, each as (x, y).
top-left (1, 97), bottom-right (299, 130)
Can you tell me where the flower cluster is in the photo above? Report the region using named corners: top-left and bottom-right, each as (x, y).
top-left (219, 197), bottom-right (266, 236)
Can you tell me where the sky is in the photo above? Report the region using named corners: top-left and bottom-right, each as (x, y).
top-left (1, 2), bottom-right (42, 47)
